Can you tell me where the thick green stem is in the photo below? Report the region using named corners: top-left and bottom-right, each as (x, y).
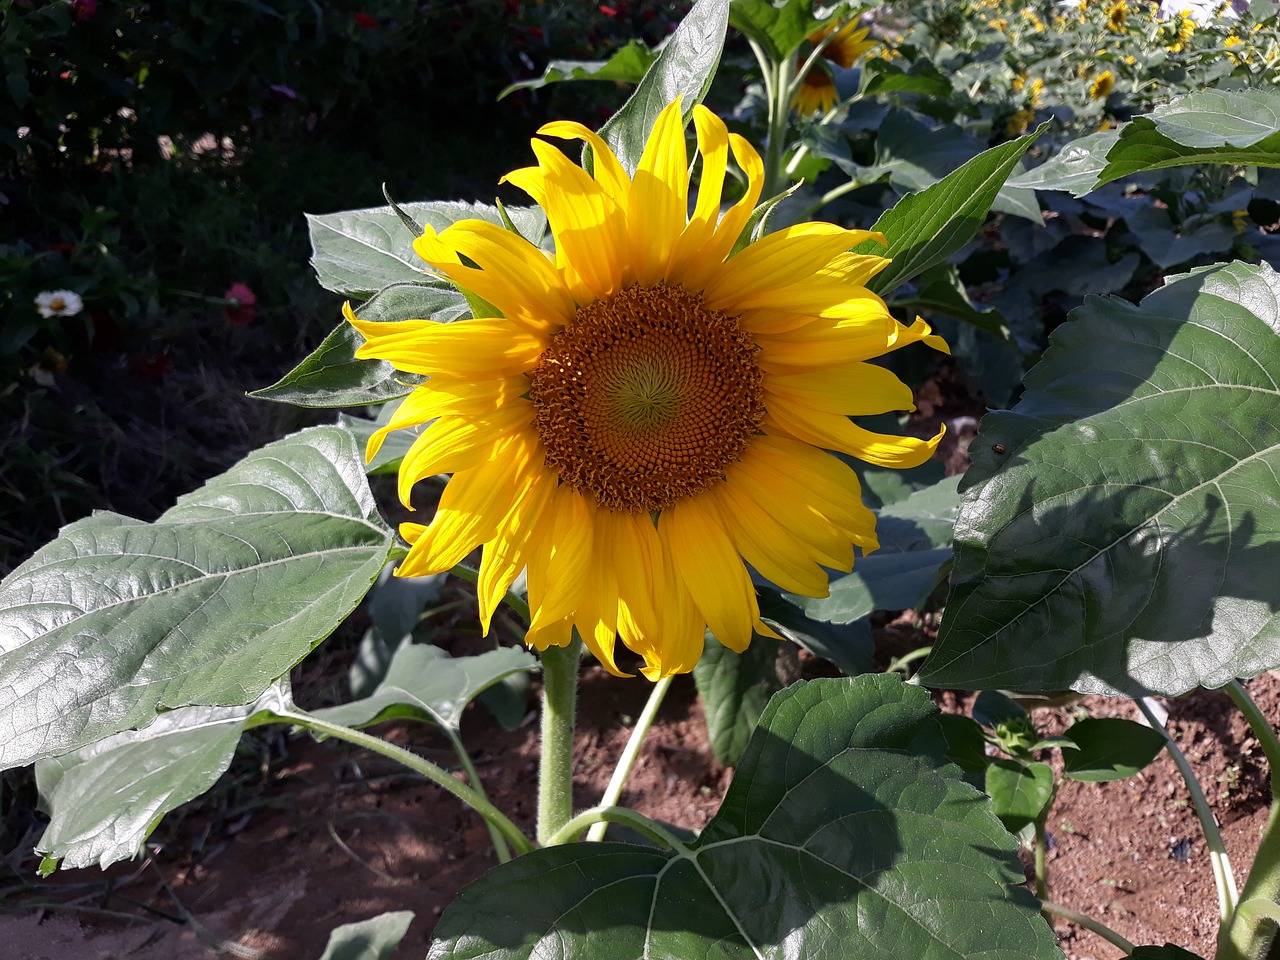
top-left (761, 53), bottom-right (794, 201)
top-left (1218, 682), bottom-right (1280, 960)
top-left (1034, 814), bottom-right (1049, 902)
top-left (278, 708), bottom-right (533, 856)
top-left (1039, 900), bottom-right (1135, 954)
top-left (547, 805), bottom-right (684, 850)
top-left (537, 637), bottom-right (583, 846)
top-left (586, 675), bottom-right (674, 842)
top-left (1134, 696), bottom-right (1239, 921)
top-left (445, 728), bottom-right (511, 863)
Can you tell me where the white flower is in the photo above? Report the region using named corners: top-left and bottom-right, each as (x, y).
top-left (35, 290), bottom-right (84, 318)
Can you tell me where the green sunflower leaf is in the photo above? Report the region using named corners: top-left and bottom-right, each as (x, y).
top-left (921, 260), bottom-right (1280, 696)
top-left (498, 40), bottom-right (658, 98)
top-left (984, 759), bottom-right (1054, 833)
top-left (308, 200), bottom-right (548, 298)
top-left (1008, 89), bottom-right (1280, 197)
top-left (426, 674), bottom-right (1060, 960)
top-left (727, 0), bottom-right (824, 63)
top-left (318, 910), bottom-right (415, 960)
top-left (252, 283), bottom-right (468, 408)
top-left (857, 124), bottom-right (1046, 299)
top-left (0, 426), bottom-right (394, 769)
top-left (597, 0), bottom-right (730, 174)
top-left (692, 632), bottom-right (781, 766)
top-left (1060, 718), bottom-right (1167, 783)
top-left (311, 643), bottom-right (537, 734)
top-left (33, 682), bottom-right (292, 874)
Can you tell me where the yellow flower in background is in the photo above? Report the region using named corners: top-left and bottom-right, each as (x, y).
top-left (1007, 108), bottom-right (1036, 135)
top-left (815, 19), bottom-right (876, 69)
top-left (1105, 0), bottom-right (1128, 32)
top-left (791, 66), bottom-right (840, 115)
top-left (1027, 77), bottom-right (1044, 106)
top-left (1091, 70), bottom-right (1116, 98)
top-left (1166, 9), bottom-right (1195, 51)
top-left (790, 18), bottom-right (876, 116)
top-left (347, 99), bottom-right (946, 680)
top-left (990, 17), bottom-right (1009, 31)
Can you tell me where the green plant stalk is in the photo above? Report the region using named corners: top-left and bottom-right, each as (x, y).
top-left (1033, 813), bottom-right (1049, 902)
top-left (1134, 696), bottom-right (1239, 921)
top-left (537, 636), bottom-right (583, 846)
top-left (586, 674), bottom-right (674, 842)
top-left (547, 805), bottom-right (684, 849)
top-left (753, 41), bottom-right (795, 202)
top-left (1218, 681), bottom-right (1280, 960)
top-left (277, 708), bottom-right (534, 856)
top-left (1039, 900), bottom-right (1135, 954)
top-left (444, 728), bottom-right (511, 863)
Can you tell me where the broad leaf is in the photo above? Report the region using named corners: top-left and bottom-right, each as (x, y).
top-left (692, 632), bottom-right (780, 766)
top-left (857, 125), bottom-right (1046, 298)
top-left (311, 643), bottom-right (537, 733)
top-left (597, 0), bottom-right (729, 174)
top-left (728, 0), bottom-right (824, 63)
top-left (427, 675), bottom-right (1060, 960)
top-left (318, 911), bottom-right (415, 960)
top-left (308, 201), bottom-right (547, 298)
top-left (499, 41), bottom-right (657, 97)
top-left (757, 590), bottom-right (875, 676)
top-left (34, 683), bottom-right (292, 873)
top-left (922, 261), bottom-right (1280, 696)
top-left (252, 282), bottom-right (468, 408)
top-left (1009, 89), bottom-right (1280, 196)
top-left (971, 690), bottom-right (1028, 729)
top-left (985, 760), bottom-right (1054, 833)
top-left (1060, 717), bottom-right (1166, 782)
top-left (891, 263), bottom-right (1013, 342)
top-left (0, 426), bottom-right (394, 768)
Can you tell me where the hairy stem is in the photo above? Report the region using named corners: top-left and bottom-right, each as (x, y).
top-left (586, 675), bottom-right (674, 841)
top-left (278, 708), bottom-right (533, 856)
top-left (445, 728), bottom-right (511, 863)
top-left (537, 637), bottom-right (583, 846)
top-left (547, 805), bottom-right (685, 850)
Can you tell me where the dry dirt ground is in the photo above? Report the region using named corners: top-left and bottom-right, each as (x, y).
top-left (2, 655), bottom-right (1275, 960)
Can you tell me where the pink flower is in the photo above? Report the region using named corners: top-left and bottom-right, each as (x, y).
top-left (268, 83), bottom-right (298, 101)
top-left (223, 282), bottom-right (257, 325)
top-left (71, 0), bottom-right (98, 21)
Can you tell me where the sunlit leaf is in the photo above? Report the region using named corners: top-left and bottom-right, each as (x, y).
top-left (985, 760), bottom-right (1054, 833)
top-left (727, 0), bottom-right (823, 63)
top-left (0, 426), bottom-right (394, 768)
top-left (499, 41), bottom-right (657, 97)
top-left (427, 675), bottom-right (1060, 960)
top-left (318, 911), bottom-right (415, 960)
top-left (922, 261), bottom-right (1280, 696)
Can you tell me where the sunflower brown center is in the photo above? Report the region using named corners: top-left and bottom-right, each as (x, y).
top-left (528, 282), bottom-right (765, 513)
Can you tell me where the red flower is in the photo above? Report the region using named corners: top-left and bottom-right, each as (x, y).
top-left (223, 282), bottom-right (257, 325)
top-left (599, 4), bottom-right (618, 15)
top-left (70, 0), bottom-right (97, 21)
top-left (354, 12), bottom-right (378, 28)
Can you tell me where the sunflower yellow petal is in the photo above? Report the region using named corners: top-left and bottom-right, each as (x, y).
top-left (755, 314), bottom-right (898, 372)
top-left (667, 105), bottom-right (729, 268)
top-left (661, 496), bottom-right (757, 653)
top-left (768, 394), bottom-right (946, 469)
top-left (573, 514), bottom-right (627, 676)
top-left (673, 132), bottom-right (764, 290)
top-left (526, 484), bottom-right (594, 631)
top-left (366, 377), bottom-right (524, 461)
top-left (628, 98), bottom-right (688, 285)
top-left (477, 465), bottom-right (556, 633)
top-left (412, 221), bottom-right (574, 333)
top-left (396, 404), bottom-right (533, 507)
top-left (536, 120), bottom-right (630, 209)
top-left (348, 307), bottom-right (543, 378)
top-left (891, 316), bottom-right (951, 355)
top-left (709, 482), bottom-right (830, 597)
top-left (766, 361), bottom-right (916, 416)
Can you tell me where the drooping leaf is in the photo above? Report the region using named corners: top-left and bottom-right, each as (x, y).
top-left (597, 0), bottom-right (730, 174)
top-left (1009, 89), bottom-right (1280, 197)
top-left (857, 125), bottom-right (1046, 298)
top-left (427, 675), bottom-right (1060, 960)
top-left (308, 201), bottom-right (547, 298)
top-left (499, 41), bottom-right (658, 97)
top-left (0, 426), bottom-right (394, 769)
top-left (318, 911), bottom-right (415, 960)
top-left (34, 683), bottom-right (292, 874)
top-left (922, 261), bottom-right (1280, 696)
top-left (985, 760), bottom-right (1055, 833)
top-left (692, 632), bottom-right (781, 766)
top-left (1060, 717), bottom-right (1167, 782)
top-left (252, 282), bottom-right (468, 408)
top-left (311, 643), bottom-right (537, 734)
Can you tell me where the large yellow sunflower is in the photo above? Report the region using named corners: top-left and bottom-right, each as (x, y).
top-left (346, 98), bottom-right (946, 680)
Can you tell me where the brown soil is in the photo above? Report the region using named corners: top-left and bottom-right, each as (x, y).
top-left (2, 656), bottom-right (1275, 960)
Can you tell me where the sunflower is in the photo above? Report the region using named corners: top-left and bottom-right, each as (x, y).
top-left (790, 19), bottom-right (876, 116)
top-left (791, 65), bottom-right (840, 116)
top-left (1090, 69), bottom-right (1115, 99)
top-left (346, 99), bottom-right (946, 680)
top-left (816, 20), bottom-right (876, 70)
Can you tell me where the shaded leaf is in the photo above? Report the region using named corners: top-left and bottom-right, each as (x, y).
top-left (693, 632), bottom-right (780, 766)
top-left (922, 261), bottom-right (1280, 696)
top-left (0, 427), bottom-right (393, 768)
top-left (1060, 717), bottom-right (1166, 782)
top-left (971, 690), bottom-right (1028, 729)
top-left (312, 643), bottom-right (537, 733)
top-left (428, 675), bottom-right (1059, 960)
top-left (757, 590), bottom-right (875, 676)
top-left (318, 911), bottom-right (415, 960)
